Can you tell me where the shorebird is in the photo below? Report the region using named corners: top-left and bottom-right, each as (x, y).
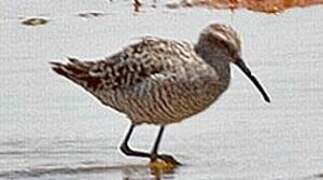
top-left (50, 23), bottom-right (270, 165)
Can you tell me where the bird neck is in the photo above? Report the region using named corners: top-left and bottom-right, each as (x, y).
top-left (194, 41), bottom-right (231, 81)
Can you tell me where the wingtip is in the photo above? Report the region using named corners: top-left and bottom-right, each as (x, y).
top-left (49, 60), bottom-right (66, 67)
top-left (66, 57), bottom-right (79, 63)
top-left (52, 66), bottom-right (66, 76)
top-left (49, 61), bottom-right (68, 76)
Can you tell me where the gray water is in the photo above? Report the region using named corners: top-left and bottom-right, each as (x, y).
top-left (1, 0), bottom-right (323, 179)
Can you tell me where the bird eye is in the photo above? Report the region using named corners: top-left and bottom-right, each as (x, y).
top-left (219, 39), bottom-right (232, 54)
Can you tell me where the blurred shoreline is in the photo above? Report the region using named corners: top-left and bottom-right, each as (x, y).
top-left (173, 0), bottom-right (323, 13)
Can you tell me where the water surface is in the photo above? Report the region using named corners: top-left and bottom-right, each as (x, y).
top-left (1, 1), bottom-right (323, 179)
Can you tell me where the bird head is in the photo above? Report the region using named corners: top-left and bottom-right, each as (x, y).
top-left (199, 23), bottom-right (271, 103)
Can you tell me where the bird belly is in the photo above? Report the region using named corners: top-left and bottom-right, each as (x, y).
top-left (120, 78), bottom-right (228, 125)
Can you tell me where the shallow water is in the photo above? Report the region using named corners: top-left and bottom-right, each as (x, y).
top-left (1, 0), bottom-right (323, 179)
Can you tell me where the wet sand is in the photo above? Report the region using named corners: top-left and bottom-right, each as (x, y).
top-left (0, 0), bottom-right (323, 179)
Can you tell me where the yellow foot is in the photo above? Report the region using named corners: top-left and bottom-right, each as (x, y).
top-left (149, 159), bottom-right (177, 174)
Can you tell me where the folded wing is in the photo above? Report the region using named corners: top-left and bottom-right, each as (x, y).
top-left (50, 37), bottom-right (195, 92)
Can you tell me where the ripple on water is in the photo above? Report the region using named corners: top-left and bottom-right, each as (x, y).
top-left (0, 163), bottom-right (172, 179)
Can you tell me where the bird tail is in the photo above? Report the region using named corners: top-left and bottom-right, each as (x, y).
top-left (50, 57), bottom-right (101, 90)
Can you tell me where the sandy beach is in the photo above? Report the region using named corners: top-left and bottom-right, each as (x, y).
top-left (0, 0), bottom-right (323, 179)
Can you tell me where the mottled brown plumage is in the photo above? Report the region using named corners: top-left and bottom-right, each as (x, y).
top-left (50, 23), bottom-right (270, 164)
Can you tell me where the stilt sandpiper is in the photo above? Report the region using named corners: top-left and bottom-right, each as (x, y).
top-left (50, 23), bottom-right (270, 165)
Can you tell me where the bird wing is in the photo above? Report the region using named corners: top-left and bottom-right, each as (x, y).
top-left (50, 37), bottom-right (199, 92)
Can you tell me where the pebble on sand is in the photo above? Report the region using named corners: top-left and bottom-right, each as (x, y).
top-left (77, 11), bottom-right (105, 18)
top-left (21, 17), bottom-right (48, 26)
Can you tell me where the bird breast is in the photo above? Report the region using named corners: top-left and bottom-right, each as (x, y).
top-left (100, 65), bottom-right (229, 125)
top-left (91, 37), bottom-right (231, 125)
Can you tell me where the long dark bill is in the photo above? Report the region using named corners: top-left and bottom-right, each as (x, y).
top-left (235, 58), bottom-right (271, 103)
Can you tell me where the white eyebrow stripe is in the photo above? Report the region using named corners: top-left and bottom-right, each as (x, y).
top-left (211, 31), bottom-right (230, 42)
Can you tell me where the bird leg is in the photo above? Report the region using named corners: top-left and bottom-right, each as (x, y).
top-left (119, 124), bottom-right (181, 165)
top-left (120, 124), bottom-right (151, 158)
top-left (150, 126), bottom-right (181, 165)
